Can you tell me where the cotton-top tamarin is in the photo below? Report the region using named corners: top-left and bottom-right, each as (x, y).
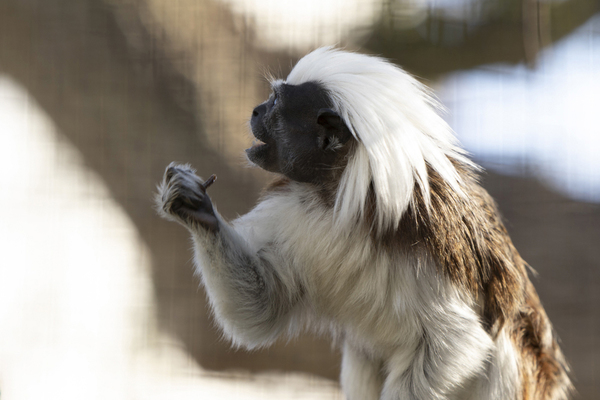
top-left (157, 47), bottom-right (572, 400)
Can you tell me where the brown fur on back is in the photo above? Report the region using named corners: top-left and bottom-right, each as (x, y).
top-left (515, 281), bottom-right (572, 400)
top-left (399, 164), bottom-right (526, 331)
top-left (397, 162), bottom-right (573, 399)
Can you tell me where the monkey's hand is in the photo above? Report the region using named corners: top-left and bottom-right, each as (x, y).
top-left (157, 162), bottom-right (218, 232)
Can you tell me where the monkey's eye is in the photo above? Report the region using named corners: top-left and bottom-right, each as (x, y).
top-left (273, 95), bottom-right (278, 106)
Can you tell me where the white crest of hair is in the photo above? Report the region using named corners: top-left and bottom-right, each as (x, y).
top-left (285, 47), bottom-right (476, 232)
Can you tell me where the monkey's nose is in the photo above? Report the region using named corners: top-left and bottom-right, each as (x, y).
top-left (251, 104), bottom-right (266, 128)
top-left (252, 104), bottom-right (266, 118)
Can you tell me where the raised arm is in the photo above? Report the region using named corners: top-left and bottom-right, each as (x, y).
top-left (156, 163), bottom-right (302, 348)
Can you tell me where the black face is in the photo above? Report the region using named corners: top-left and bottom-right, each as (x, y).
top-left (247, 81), bottom-right (353, 184)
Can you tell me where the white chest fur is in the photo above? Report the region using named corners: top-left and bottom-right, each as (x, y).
top-left (235, 186), bottom-right (489, 351)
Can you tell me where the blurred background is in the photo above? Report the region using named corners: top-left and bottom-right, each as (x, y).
top-left (0, 0), bottom-right (598, 398)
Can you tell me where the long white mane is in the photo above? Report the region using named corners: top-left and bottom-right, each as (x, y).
top-left (285, 47), bottom-right (475, 232)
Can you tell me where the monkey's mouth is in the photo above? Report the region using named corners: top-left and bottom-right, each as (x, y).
top-left (249, 139), bottom-right (267, 150)
top-left (246, 126), bottom-right (279, 172)
top-left (246, 127), bottom-right (271, 154)
top-left (245, 137), bottom-right (270, 162)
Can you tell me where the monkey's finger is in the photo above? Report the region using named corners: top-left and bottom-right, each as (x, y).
top-left (202, 174), bottom-right (217, 190)
top-left (165, 164), bottom-right (178, 182)
top-left (179, 194), bottom-right (203, 209)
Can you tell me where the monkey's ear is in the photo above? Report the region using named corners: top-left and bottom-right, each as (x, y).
top-left (317, 109), bottom-right (343, 130)
top-left (317, 108), bottom-right (352, 149)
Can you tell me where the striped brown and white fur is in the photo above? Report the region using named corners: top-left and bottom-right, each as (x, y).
top-left (157, 48), bottom-right (572, 400)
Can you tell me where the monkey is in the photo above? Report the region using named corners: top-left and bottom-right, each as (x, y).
top-left (156, 47), bottom-right (572, 400)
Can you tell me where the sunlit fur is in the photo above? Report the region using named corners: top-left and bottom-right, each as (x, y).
top-left (157, 48), bottom-right (572, 400)
top-left (286, 47), bottom-right (475, 232)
